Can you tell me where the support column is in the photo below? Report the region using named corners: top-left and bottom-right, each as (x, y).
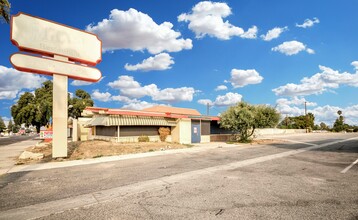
top-left (52, 55), bottom-right (68, 158)
top-left (72, 119), bottom-right (78, 142)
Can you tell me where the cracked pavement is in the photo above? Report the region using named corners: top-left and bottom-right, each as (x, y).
top-left (0, 133), bottom-right (357, 219)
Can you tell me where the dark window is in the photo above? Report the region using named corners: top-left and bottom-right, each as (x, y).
top-left (210, 121), bottom-right (232, 134)
top-left (120, 126), bottom-right (168, 137)
top-left (96, 126), bottom-right (117, 136)
top-left (201, 120), bottom-right (210, 135)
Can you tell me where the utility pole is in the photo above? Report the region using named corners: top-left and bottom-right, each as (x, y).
top-left (206, 103), bottom-right (210, 115)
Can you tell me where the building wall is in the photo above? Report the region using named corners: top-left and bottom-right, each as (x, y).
top-left (78, 118), bottom-right (92, 141)
top-left (171, 124), bottom-right (180, 143)
top-left (201, 135), bottom-right (210, 143)
top-left (179, 118), bottom-right (191, 144)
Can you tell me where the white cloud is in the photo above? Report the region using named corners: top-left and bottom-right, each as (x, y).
top-left (229, 69), bottom-right (263, 88)
top-left (178, 1), bottom-right (257, 40)
top-left (86, 8), bottom-right (192, 54)
top-left (71, 81), bottom-right (93, 86)
top-left (0, 66), bottom-right (48, 100)
top-left (0, 91), bottom-right (19, 100)
top-left (241, 26), bottom-right (258, 39)
top-left (197, 99), bottom-right (213, 106)
top-left (260, 26), bottom-right (288, 41)
top-left (272, 40), bottom-right (314, 56)
top-left (198, 92), bottom-right (242, 107)
top-left (273, 63), bottom-right (358, 96)
top-left (122, 101), bottom-right (162, 110)
top-left (215, 85), bottom-right (228, 91)
top-left (296, 17), bottom-right (320, 28)
top-left (91, 89), bottom-right (112, 102)
top-left (108, 75), bottom-right (141, 90)
top-left (152, 87), bottom-right (195, 102)
top-left (124, 53), bottom-right (174, 72)
top-left (108, 75), bottom-right (196, 102)
top-left (351, 61), bottom-right (358, 70)
top-left (276, 97), bottom-right (317, 107)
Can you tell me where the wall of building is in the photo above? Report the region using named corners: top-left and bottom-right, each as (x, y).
top-left (78, 118), bottom-right (92, 141)
top-left (179, 118), bottom-right (191, 144)
top-left (201, 135), bottom-right (210, 143)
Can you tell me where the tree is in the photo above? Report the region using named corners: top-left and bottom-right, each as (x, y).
top-left (0, 116), bottom-right (5, 132)
top-left (7, 119), bottom-right (13, 132)
top-left (0, 0), bottom-right (10, 24)
top-left (220, 102), bottom-right (280, 142)
top-left (11, 80), bottom-right (94, 132)
top-left (278, 113), bottom-right (315, 130)
top-left (333, 110), bottom-right (345, 132)
top-left (68, 89), bottom-right (94, 118)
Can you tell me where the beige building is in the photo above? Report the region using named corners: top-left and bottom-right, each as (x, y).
top-left (80, 106), bottom-right (220, 144)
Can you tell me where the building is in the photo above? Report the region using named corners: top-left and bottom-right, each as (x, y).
top-left (80, 106), bottom-right (221, 144)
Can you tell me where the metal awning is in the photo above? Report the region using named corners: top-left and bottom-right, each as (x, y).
top-left (86, 115), bottom-right (177, 127)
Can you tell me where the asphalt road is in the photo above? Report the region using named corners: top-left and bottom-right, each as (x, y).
top-left (0, 135), bottom-right (35, 147)
top-left (0, 133), bottom-right (357, 219)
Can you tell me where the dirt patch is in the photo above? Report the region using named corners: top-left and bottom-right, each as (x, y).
top-left (16, 140), bottom-right (194, 165)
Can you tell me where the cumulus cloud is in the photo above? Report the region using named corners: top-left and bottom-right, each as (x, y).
top-left (0, 66), bottom-right (47, 100)
top-left (272, 40), bottom-right (314, 56)
top-left (124, 53), bottom-right (174, 72)
top-left (229, 69), bottom-right (263, 88)
top-left (296, 17), bottom-right (320, 28)
top-left (276, 97), bottom-right (317, 107)
top-left (198, 92), bottom-right (242, 107)
top-left (86, 8), bottom-right (192, 54)
top-left (122, 100), bottom-right (159, 110)
top-left (351, 61), bottom-right (358, 70)
top-left (215, 85), bottom-right (228, 91)
top-left (108, 75), bottom-right (196, 102)
top-left (273, 62), bottom-right (358, 96)
top-left (260, 26), bottom-right (288, 41)
top-left (152, 87), bottom-right (195, 102)
top-left (91, 89), bottom-right (112, 102)
top-left (178, 1), bottom-right (257, 40)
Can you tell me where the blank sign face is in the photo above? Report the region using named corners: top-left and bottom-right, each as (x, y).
top-left (11, 13), bottom-right (102, 66)
top-left (10, 53), bottom-right (102, 82)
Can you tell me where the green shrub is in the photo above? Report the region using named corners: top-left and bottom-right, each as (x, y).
top-left (138, 135), bottom-right (150, 142)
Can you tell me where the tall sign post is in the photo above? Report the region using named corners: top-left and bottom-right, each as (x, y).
top-left (10, 13), bottom-right (102, 158)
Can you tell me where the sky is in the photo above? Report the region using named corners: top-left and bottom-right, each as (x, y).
top-left (1, 0), bottom-right (358, 127)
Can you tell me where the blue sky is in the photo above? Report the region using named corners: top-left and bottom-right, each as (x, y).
top-left (1, 0), bottom-right (358, 126)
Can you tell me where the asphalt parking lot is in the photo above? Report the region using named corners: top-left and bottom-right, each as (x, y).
top-left (0, 133), bottom-right (357, 219)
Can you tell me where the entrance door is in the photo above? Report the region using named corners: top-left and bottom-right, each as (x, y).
top-left (191, 122), bottom-right (201, 143)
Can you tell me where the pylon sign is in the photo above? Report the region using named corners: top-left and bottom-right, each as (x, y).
top-left (10, 12), bottom-right (102, 158)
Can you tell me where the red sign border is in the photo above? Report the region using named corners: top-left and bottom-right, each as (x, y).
top-left (10, 12), bottom-right (102, 66)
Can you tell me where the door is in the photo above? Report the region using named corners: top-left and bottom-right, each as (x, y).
top-left (191, 121), bottom-right (201, 143)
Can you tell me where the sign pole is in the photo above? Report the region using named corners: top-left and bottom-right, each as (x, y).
top-left (52, 55), bottom-right (68, 158)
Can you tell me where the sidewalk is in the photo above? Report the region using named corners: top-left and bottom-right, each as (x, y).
top-left (0, 138), bottom-right (40, 175)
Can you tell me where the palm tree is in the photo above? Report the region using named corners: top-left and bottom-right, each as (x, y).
top-left (0, 0), bottom-right (10, 24)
